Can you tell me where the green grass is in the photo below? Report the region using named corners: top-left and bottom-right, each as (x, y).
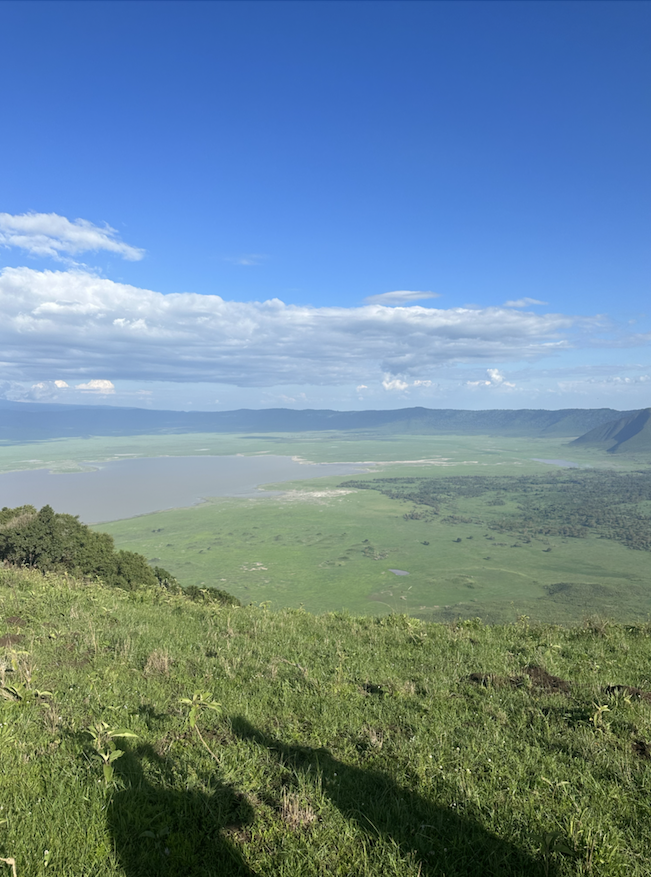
top-left (0, 430), bottom-right (631, 474)
top-left (2, 567), bottom-right (651, 875)
top-left (2, 431), bottom-right (650, 623)
top-left (98, 472), bottom-right (651, 624)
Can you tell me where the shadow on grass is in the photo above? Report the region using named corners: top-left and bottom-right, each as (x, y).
top-left (231, 716), bottom-right (559, 877)
top-left (108, 743), bottom-right (257, 876)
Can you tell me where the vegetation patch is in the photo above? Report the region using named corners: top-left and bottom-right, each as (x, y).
top-left (0, 504), bottom-right (175, 591)
top-left (2, 567), bottom-right (651, 875)
top-left (341, 469), bottom-right (651, 550)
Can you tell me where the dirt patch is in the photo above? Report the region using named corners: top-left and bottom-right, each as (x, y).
top-left (633, 739), bottom-right (651, 759)
top-left (469, 666), bottom-right (570, 694)
top-left (468, 673), bottom-right (525, 689)
top-left (605, 684), bottom-right (651, 704)
top-left (525, 665), bottom-right (571, 693)
top-left (0, 634), bottom-right (23, 647)
top-left (4, 617), bottom-right (25, 627)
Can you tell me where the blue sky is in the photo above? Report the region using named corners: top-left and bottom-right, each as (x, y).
top-left (0, 0), bottom-right (649, 411)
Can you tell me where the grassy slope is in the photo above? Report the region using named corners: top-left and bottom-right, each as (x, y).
top-left (2, 568), bottom-right (651, 876)
top-left (571, 409), bottom-right (651, 455)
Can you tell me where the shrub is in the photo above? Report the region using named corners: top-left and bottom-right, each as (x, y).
top-left (0, 505), bottom-right (172, 591)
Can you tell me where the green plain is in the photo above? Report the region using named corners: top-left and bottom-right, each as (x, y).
top-left (1, 431), bottom-right (649, 624)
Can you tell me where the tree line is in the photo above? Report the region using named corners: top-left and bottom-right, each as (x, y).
top-left (340, 469), bottom-right (651, 552)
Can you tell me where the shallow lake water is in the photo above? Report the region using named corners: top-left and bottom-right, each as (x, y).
top-left (0, 455), bottom-right (366, 523)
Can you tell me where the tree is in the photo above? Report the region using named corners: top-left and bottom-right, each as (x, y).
top-left (0, 505), bottom-right (173, 590)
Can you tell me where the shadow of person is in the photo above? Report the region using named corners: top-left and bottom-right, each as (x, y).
top-left (231, 717), bottom-right (559, 877)
top-left (107, 743), bottom-right (258, 877)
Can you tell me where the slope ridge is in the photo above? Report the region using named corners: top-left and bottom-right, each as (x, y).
top-left (571, 408), bottom-right (651, 454)
top-left (0, 401), bottom-right (636, 442)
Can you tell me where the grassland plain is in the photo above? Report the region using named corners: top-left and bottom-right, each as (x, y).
top-left (2, 568), bottom-right (651, 876)
top-left (2, 432), bottom-right (650, 624)
top-left (96, 481), bottom-right (651, 625)
top-left (80, 434), bottom-right (649, 625)
top-left (0, 430), bottom-right (631, 474)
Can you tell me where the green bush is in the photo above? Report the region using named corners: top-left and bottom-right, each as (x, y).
top-left (0, 504), bottom-right (175, 591)
top-left (182, 583), bottom-right (241, 606)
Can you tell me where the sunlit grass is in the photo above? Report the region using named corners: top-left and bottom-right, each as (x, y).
top-left (2, 567), bottom-right (651, 875)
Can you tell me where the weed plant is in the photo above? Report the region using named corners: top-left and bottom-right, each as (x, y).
top-left (1, 567), bottom-right (651, 875)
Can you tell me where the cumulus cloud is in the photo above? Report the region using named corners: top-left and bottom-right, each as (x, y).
top-left (382, 376), bottom-right (409, 391)
top-left (0, 212), bottom-right (144, 262)
top-left (3, 380), bottom-right (71, 402)
top-left (503, 297), bottom-right (548, 308)
top-left (382, 376), bottom-right (434, 392)
top-left (467, 368), bottom-right (516, 389)
top-left (0, 376), bottom-right (148, 405)
top-left (75, 379), bottom-right (115, 393)
top-left (0, 267), bottom-right (602, 388)
top-left (364, 290), bottom-right (441, 305)
top-left (26, 379), bottom-right (71, 395)
top-left (487, 368), bottom-right (515, 387)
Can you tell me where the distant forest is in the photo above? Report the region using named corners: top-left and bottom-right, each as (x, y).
top-left (341, 469), bottom-right (651, 552)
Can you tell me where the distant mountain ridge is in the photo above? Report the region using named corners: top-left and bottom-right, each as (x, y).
top-left (571, 408), bottom-right (651, 454)
top-left (0, 400), bottom-right (639, 443)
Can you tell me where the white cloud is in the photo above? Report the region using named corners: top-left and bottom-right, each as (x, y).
top-left (413, 379), bottom-right (432, 387)
top-left (486, 368), bottom-right (515, 387)
top-left (22, 378), bottom-right (114, 399)
top-left (20, 379), bottom-right (72, 401)
top-left (0, 376), bottom-right (151, 405)
top-left (364, 290), bottom-right (441, 305)
top-left (75, 379), bottom-right (115, 393)
top-left (356, 384), bottom-right (368, 391)
top-left (503, 297), bottom-right (548, 308)
top-left (0, 267), bottom-right (604, 389)
top-left (382, 376), bottom-right (409, 391)
top-left (557, 374), bottom-right (651, 393)
top-left (0, 212), bottom-right (144, 262)
top-left (467, 368), bottom-right (516, 389)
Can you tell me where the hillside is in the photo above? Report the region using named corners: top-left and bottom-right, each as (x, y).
top-left (0, 400), bottom-right (636, 442)
top-left (571, 407), bottom-right (651, 454)
top-left (2, 567), bottom-right (651, 876)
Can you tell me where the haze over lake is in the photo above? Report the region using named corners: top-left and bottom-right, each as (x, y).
top-left (0, 455), bottom-right (366, 523)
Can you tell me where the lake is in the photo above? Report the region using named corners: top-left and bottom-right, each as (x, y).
top-left (0, 455), bottom-right (366, 523)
